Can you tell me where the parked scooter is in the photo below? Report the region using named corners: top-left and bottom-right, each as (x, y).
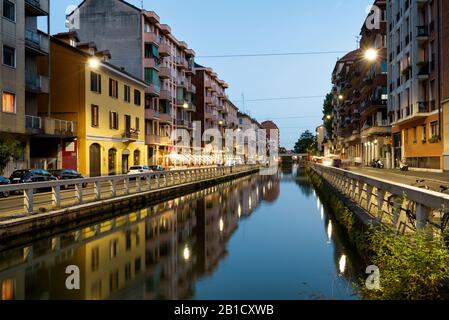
top-left (399, 159), bottom-right (409, 172)
top-left (370, 159), bottom-right (385, 169)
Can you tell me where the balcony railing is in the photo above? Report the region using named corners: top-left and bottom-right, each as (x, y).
top-left (25, 30), bottom-right (49, 53)
top-left (25, 74), bottom-right (49, 93)
top-left (26, 116), bottom-right (77, 136)
top-left (124, 129), bottom-right (140, 141)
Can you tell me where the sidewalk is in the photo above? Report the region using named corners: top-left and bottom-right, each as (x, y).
top-left (346, 166), bottom-right (449, 192)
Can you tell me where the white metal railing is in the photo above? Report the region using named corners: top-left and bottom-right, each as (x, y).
top-left (309, 163), bottom-right (449, 233)
top-left (0, 165), bottom-right (258, 219)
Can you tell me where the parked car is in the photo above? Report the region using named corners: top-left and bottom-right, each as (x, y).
top-left (9, 169), bottom-right (57, 184)
top-left (0, 176), bottom-right (11, 198)
top-left (127, 166), bottom-right (153, 175)
top-left (148, 166), bottom-right (165, 172)
top-left (49, 169), bottom-right (86, 189)
top-left (50, 169), bottom-right (84, 180)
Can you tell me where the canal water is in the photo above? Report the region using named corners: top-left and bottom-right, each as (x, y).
top-left (0, 165), bottom-right (362, 300)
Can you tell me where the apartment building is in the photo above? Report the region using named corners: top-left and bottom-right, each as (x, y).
top-left (359, 0), bottom-right (391, 167)
top-left (1, 0), bottom-right (53, 175)
top-left (67, 0), bottom-right (196, 167)
top-left (50, 33), bottom-right (147, 177)
top-left (237, 112), bottom-right (260, 164)
top-left (331, 50), bottom-right (361, 165)
top-left (193, 64), bottom-right (229, 134)
top-left (440, 1), bottom-right (449, 170)
top-left (192, 64), bottom-right (230, 164)
top-left (387, 0), bottom-right (443, 170)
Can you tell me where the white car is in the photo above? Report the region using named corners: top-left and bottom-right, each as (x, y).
top-left (127, 166), bottom-right (153, 175)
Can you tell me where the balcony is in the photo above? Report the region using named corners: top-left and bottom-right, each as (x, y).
top-left (123, 129), bottom-right (140, 142)
top-left (145, 83), bottom-right (160, 97)
top-left (186, 83), bottom-right (196, 94)
top-left (394, 103), bottom-right (433, 125)
top-left (178, 41), bottom-right (188, 50)
top-left (176, 57), bottom-right (188, 70)
top-left (159, 67), bottom-right (171, 79)
top-left (25, 74), bottom-right (49, 94)
top-left (25, 30), bottom-right (49, 55)
top-left (159, 24), bottom-right (171, 35)
top-left (159, 112), bottom-right (172, 124)
top-left (145, 108), bottom-right (160, 120)
top-left (159, 90), bottom-right (173, 101)
top-left (145, 134), bottom-right (160, 145)
top-left (159, 43), bottom-right (171, 57)
top-left (204, 79), bottom-right (212, 88)
top-left (417, 62), bottom-right (430, 79)
top-left (361, 120), bottom-right (390, 137)
top-left (144, 11), bottom-right (160, 24)
top-left (176, 119), bottom-right (189, 128)
top-left (176, 78), bottom-right (187, 88)
top-left (159, 136), bottom-right (172, 146)
top-left (25, 0), bottom-right (48, 16)
top-left (26, 116), bottom-right (78, 137)
top-left (143, 32), bottom-right (160, 45)
top-left (205, 96), bottom-right (213, 105)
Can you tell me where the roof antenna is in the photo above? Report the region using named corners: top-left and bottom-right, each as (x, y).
top-left (242, 93), bottom-right (245, 113)
top-left (141, 0), bottom-right (144, 9)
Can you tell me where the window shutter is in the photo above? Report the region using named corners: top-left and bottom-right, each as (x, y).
top-left (109, 111), bottom-right (112, 129)
top-left (98, 75), bottom-right (102, 93)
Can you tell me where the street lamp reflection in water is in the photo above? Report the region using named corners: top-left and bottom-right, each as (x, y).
top-left (339, 255), bottom-right (347, 275)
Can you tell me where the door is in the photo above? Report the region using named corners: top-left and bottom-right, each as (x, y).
top-left (108, 149), bottom-right (117, 176)
top-left (125, 115), bottom-right (131, 137)
top-left (122, 154), bottom-right (129, 174)
top-left (393, 132), bottom-right (402, 168)
top-left (89, 144), bottom-right (101, 177)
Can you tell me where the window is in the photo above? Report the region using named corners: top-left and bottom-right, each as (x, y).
top-left (144, 68), bottom-right (160, 87)
top-left (2, 45), bottom-right (15, 67)
top-left (91, 105), bottom-right (99, 127)
top-left (110, 111), bottom-right (119, 130)
top-left (90, 72), bottom-right (101, 93)
top-left (135, 117), bottom-right (140, 131)
top-left (124, 85), bottom-right (131, 103)
top-left (144, 43), bottom-right (159, 59)
top-left (404, 128), bottom-right (408, 144)
top-left (134, 149), bottom-right (140, 166)
top-left (109, 270), bottom-right (119, 292)
top-left (109, 239), bottom-right (118, 259)
top-left (431, 121), bottom-right (439, 138)
top-left (422, 124), bottom-right (427, 142)
top-left (412, 127), bottom-right (417, 144)
top-left (3, 0), bottom-right (15, 21)
top-left (134, 89), bottom-right (141, 106)
top-left (109, 78), bottom-right (118, 98)
top-left (2, 92), bottom-right (15, 113)
top-left (91, 247), bottom-right (100, 271)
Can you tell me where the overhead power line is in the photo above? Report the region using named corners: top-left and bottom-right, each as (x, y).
top-left (233, 95), bottom-right (326, 103)
top-left (197, 50), bottom-right (350, 59)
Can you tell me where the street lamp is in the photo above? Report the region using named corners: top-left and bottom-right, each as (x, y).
top-left (183, 102), bottom-right (189, 109)
top-left (326, 115), bottom-right (332, 120)
top-left (364, 48), bottom-right (378, 62)
top-left (88, 57), bottom-right (100, 69)
top-left (338, 94), bottom-right (344, 101)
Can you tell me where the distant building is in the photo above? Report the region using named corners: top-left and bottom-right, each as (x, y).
top-left (316, 125), bottom-right (325, 155)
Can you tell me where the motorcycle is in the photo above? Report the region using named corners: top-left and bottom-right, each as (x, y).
top-left (370, 159), bottom-right (384, 169)
top-left (399, 159), bottom-right (409, 172)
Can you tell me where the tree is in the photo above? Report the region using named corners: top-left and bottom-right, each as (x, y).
top-left (279, 147), bottom-right (288, 154)
top-left (322, 93), bottom-right (333, 138)
top-left (0, 133), bottom-right (22, 175)
top-left (294, 130), bottom-right (317, 154)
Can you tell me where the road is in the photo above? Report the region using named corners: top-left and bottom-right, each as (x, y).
top-left (347, 167), bottom-right (449, 192)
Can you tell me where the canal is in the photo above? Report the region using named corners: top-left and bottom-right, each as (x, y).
top-left (0, 165), bottom-right (362, 300)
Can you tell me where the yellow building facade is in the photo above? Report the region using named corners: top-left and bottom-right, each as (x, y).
top-left (50, 34), bottom-right (148, 176)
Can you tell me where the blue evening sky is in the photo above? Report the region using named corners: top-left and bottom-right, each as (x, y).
top-left (49, 0), bottom-right (373, 149)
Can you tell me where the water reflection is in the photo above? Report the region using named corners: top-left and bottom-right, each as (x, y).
top-left (0, 166), bottom-right (362, 300)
